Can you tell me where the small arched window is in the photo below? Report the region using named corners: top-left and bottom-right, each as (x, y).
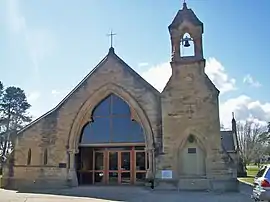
top-left (27, 149), bottom-right (31, 165)
top-left (44, 149), bottom-right (48, 165)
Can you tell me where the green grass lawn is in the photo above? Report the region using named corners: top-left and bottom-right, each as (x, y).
top-left (238, 165), bottom-right (260, 185)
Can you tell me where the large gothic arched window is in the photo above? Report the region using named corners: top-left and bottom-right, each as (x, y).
top-left (80, 94), bottom-right (145, 144)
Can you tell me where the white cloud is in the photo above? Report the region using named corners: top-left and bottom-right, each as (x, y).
top-left (51, 89), bottom-right (69, 100)
top-left (51, 89), bottom-right (60, 95)
top-left (243, 74), bottom-right (262, 87)
top-left (27, 91), bottom-right (41, 103)
top-left (26, 91), bottom-right (42, 118)
top-left (141, 57), bottom-right (236, 94)
top-left (6, 0), bottom-right (56, 75)
top-left (141, 62), bottom-right (171, 92)
top-left (138, 62), bottom-right (149, 67)
top-left (6, 0), bottom-right (26, 33)
top-left (141, 58), bottom-right (269, 128)
top-left (27, 89), bottom-right (68, 120)
top-left (220, 95), bottom-right (270, 128)
top-left (205, 58), bottom-right (236, 94)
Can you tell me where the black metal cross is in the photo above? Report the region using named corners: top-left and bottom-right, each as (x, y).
top-left (107, 30), bottom-right (117, 48)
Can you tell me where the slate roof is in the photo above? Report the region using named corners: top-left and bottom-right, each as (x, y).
top-left (220, 131), bottom-right (236, 151)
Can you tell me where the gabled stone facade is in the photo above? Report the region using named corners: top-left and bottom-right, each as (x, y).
top-left (2, 3), bottom-right (239, 192)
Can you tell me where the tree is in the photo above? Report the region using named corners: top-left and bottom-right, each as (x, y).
top-left (0, 81), bottom-right (4, 163)
top-left (220, 123), bottom-right (230, 131)
top-left (256, 121), bottom-right (270, 145)
top-left (237, 120), bottom-right (267, 166)
top-left (0, 81), bottom-right (3, 96)
top-left (257, 122), bottom-right (270, 156)
top-left (220, 123), bottom-right (225, 130)
top-left (0, 85), bottom-right (32, 164)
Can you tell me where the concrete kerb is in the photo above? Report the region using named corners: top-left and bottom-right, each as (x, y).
top-left (238, 179), bottom-right (254, 187)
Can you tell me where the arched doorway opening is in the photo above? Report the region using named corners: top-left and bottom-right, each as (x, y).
top-left (76, 93), bottom-right (149, 185)
top-left (178, 134), bottom-right (206, 177)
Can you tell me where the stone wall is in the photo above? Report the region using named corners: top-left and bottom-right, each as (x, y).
top-left (5, 51), bottom-right (162, 189)
top-left (160, 60), bottom-right (221, 173)
top-left (156, 60), bottom-right (237, 191)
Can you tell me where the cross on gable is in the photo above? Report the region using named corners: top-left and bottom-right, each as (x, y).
top-left (106, 30), bottom-right (117, 48)
top-left (184, 103), bottom-right (196, 119)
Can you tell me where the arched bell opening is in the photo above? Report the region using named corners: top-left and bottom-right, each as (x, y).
top-left (180, 33), bottom-right (195, 57)
top-left (178, 134), bottom-right (206, 177)
top-left (76, 93), bottom-right (149, 186)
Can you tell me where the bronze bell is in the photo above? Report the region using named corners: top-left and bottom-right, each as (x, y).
top-left (183, 36), bottom-right (191, 47)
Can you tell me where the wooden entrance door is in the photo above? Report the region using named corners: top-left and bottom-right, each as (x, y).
top-left (78, 146), bottom-right (147, 185)
top-left (108, 151), bottom-right (131, 184)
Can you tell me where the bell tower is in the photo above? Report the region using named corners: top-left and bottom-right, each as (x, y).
top-left (169, 2), bottom-right (204, 63)
top-left (157, 2), bottom-right (237, 191)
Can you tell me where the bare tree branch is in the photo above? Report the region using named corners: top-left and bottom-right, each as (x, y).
top-left (237, 120), bottom-right (267, 165)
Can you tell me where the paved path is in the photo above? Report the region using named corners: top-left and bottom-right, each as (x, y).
top-left (0, 185), bottom-right (253, 202)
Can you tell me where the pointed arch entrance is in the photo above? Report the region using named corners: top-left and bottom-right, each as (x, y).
top-left (176, 130), bottom-right (207, 178)
top-left (178, 134), bottom-right (206, 177)
top-left (76, 93), bottom-right (149, 185)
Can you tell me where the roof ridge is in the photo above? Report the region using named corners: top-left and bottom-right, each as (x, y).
top-left (18, 54), bottom-right (109, 135)
top-left (111, 52), bottom-right (161, 96)
top-left (18, 49), bottom-right (161, 135)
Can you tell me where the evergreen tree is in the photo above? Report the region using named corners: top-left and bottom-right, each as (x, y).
top-left (0, 84), bottom-right (32, 163)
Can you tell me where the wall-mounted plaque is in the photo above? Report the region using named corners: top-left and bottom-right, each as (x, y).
top-left (59, 163), bottom-right (67, 168)
top-left (188, 148), bottom-right (197, 154)
top-left (161, 170), bottom-right (173, 179)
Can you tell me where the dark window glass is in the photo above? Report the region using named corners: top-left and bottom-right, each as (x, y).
top-left (27, 149), bottom-right (31, 165)
top-left (130, 121), bottom-right (144, 143)
top-left (112, 118), bottom-right (130, 142)
top-left (121, 152), bottom-right (131, 170)
top-left (136, 173), bottom-right (146, 183)
top-left (94, 172), bottom-right (104, 183)
top-left (91, 118), bottom-right (110, 140)
top-left (111, 94), bottom-right (130, 115)
top-left (109, 152), bottom-right (118, 170)
top-left (44, 149), bottom-right (48, 165)
top-left (80, 93), bottom-right (145, 144)
top-left (256, 166), bottom-right (267, 177)
top-left (109, 172), bottom-right (118, 183)
top-left (81, 118), bottom-right (110, 144)
top-left (92, 95), bottom-right (111, 116)
top-left (264, 168), bottom-right (270, 179)
top-left (121, 172), bottom-right (131, 184)
top-left (136, 152), bottom-right (146, 170)
top-left (94, 152), bottom-right (104, 170)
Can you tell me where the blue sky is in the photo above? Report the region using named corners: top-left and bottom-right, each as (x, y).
top-left (0, 0), bottom-right (269, 128)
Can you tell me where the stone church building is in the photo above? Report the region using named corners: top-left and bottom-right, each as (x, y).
top-left (2, 3), bottom-right (240, 191)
